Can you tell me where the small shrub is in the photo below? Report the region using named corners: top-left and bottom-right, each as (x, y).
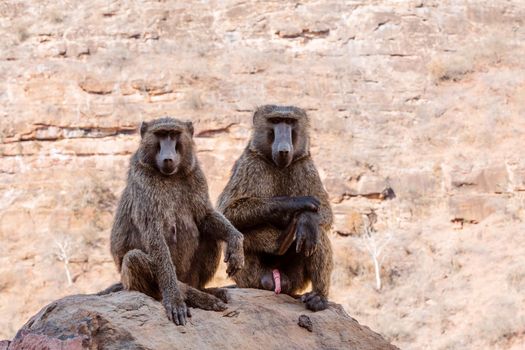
top-left (428, 55), bottom-right (473, 82)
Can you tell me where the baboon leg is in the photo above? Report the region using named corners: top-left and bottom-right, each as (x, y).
top-left (181, 284), bottom-right (227, 311)
top-left (121, 249), bottom-right (161, 300)
top-left (203, 288), bottom-right (230, 303)
top-left (193, 238), bottom-right (222, 290)
top-left (189, 238), bottom-right (230, 304)
top-left (302, 233), bottom-right (333, 311)
top-left (97, 282), bottom-right (124, 296)
top-left (122, 249), bottom-right (227, 311)
top-left (232, 253), bottom-right (267, 289)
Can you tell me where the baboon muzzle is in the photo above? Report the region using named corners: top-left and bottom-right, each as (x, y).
top-left (156, 137), bottom-right (180, 175)
top-left (271, 123), bottom-right (293, 168)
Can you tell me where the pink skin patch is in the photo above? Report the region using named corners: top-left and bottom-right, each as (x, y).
top-left (272, 269), bottom-right (281, 294)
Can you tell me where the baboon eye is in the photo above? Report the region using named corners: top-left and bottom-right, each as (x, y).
top-left (268, 129), bottom-right (274, 142)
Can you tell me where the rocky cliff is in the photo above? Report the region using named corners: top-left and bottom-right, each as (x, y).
top-left (1, 1), bottom-right (525, 349)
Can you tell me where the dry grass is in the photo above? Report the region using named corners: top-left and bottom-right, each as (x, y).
top-left (428, 33), bottom-right (513, 84)
top-left (73, 174), bottom-right (117, 216)
top-left (428, 55), bottom-right (474, 83)
top-left (477, 297), bottom-right (525, 345)
top-left (507, 266), bottom-right (525, 292)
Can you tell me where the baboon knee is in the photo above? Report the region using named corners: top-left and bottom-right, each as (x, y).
top-left (122, 249), bottom-right (151, 273)
top-left (121, 249), bottom-right (159, 299)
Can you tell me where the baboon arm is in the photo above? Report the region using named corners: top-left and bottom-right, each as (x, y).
top-left (276, 216), bottom-right (298, 255)
top-left (198, 210), bottom-right (245, 276)
top-left (218, 197), bottom-right (290, 230)
top-left (137, 220), bottom-right (180, 297)
top-left (198, 210), bottom-right (243, 242)
top-left (302, 166), bottom-right (333, 231)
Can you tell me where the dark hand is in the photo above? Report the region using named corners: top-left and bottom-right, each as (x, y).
top-left (295, 212), bottom-right (320, 257)
top-left (162, 289), bottom-right (191, 326)
top-left (288, 196), bottom-right (320, 212)
top-left (225, 233), bottom-right (244, 276)
top-left (273, 196), bottom-right (319, 216)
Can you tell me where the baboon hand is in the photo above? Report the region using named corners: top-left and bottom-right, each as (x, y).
top-left (225, 238), bottom-right (245, 276)
top-left (162, 289), bottom-right (191, 326)
top-left (295, 212), bottom-right (320, 257)
top-left (289, 196), bottom-right (320, 213)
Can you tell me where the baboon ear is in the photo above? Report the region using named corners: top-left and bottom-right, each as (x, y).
top-left (186, 121), bottom-right (194, 136)
top-left (140, 121), bottom-right (148, 138)
top-left (253, 106), bottom-right (261, 124)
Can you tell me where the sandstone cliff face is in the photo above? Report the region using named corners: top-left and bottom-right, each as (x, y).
top-left (1, 1), bottom-right (525, 349)
top-left (2, 289), bottom-right (398, 350)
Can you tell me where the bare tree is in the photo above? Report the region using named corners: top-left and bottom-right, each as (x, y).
top-left (54, 237), bottom-right (73, 286)
top-left (361, 215), bottom-right (392, 291)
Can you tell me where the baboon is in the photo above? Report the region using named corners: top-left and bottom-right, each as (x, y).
top-left (109, 117), bottom-right (244, 326)
top-left (217, 105), bottom-right (333, 311)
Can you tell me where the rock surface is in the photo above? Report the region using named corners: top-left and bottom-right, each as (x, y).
top-left (3, 289), bottom-right (397, 350)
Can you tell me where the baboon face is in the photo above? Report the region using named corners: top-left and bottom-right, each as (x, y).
top-left (139, 118), bottom-right (195, 176)
top-left (251, 105), bottom-right (310, 169)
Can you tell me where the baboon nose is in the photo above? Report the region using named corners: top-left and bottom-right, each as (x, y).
top-left (278, 144), bottom-right (291, 155)
top-left (163, 158), bottom-right (173, 164)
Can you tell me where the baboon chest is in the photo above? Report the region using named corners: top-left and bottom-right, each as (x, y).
top-left (161, 190), bottom-right (203, 271)
top-left (165, 208), bottom-right (199, 243)
top-left (258, 163), bottom-right (306, 197)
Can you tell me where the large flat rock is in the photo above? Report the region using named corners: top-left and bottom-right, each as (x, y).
top-left (4, 289), bottom-right (396, 350)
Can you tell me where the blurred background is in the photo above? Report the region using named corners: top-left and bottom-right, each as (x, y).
top-left (1, 1), bottom-right (524, 349)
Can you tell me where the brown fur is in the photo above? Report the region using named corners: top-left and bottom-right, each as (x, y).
top-left (109, 117), bottom-right (244, 325)
top-left (217, 105), bottom-right (333, 311)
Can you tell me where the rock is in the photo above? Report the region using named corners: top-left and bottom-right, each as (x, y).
top-left (351, 175), bottom-right (389, 199)
top-left (450, 166), bottom-right (509, 193)
top-left (336, 211), bottom-right (365, 237)
top-left (4, 289), bottom-right (397, 350)
top-left (78, 77), bottom-right (114, 95)
top-left (449, 194), bottom-right (507, 224)
top-left (298, 314), bottom-right (313, 332)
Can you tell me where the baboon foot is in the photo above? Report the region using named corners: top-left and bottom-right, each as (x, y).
top-left (204, 287), bottom-right (230, 304)
top-left (97, 282), bottom-right (124, 295)
top-left (186, 287), bottom-right (227, 311)
top-left (300, 291), bottom-right (328, 312)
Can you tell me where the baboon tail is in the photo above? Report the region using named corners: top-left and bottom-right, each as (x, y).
top-left (96, 282), bottom-right (124, 295)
